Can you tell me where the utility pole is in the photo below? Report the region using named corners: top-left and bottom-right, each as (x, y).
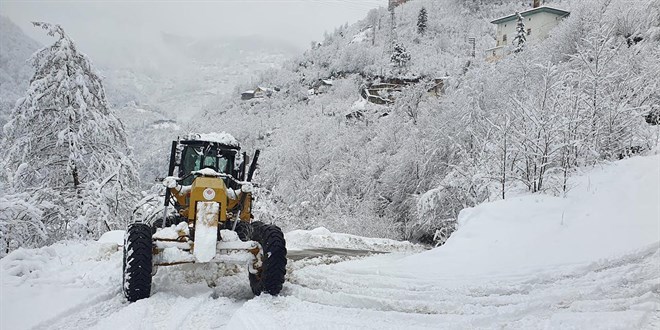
top-left (388, 0), bottom-right (397, 52)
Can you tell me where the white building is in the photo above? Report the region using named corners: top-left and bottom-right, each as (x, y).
top-left (486, 5), bottom-right (570, 60)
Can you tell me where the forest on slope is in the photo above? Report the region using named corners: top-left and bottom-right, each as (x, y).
top-left (193, 0), bottom-right (660, 240)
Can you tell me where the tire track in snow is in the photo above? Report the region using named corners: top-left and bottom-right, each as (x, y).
top-left (32, 290), bottom-right (122, 330)
top-left (280, 246), bottom-right (660, 326)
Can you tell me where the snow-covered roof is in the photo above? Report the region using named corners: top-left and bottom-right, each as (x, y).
top-left (491, 6), bottom-right (570, 24)
top-left (184, 132), bottom-right (239, 147)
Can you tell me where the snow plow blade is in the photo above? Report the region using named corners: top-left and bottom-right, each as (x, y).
top-left (193, 201), bottom-right (219, 262)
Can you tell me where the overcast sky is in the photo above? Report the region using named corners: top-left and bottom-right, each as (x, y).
top-left (2, 0), bottom-right (387, 52)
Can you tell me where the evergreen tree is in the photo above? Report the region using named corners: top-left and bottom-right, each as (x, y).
top-left (417, 7), bottom-right (428, 35)
top-left (390, 42), bottom-right (411, 71)
top-left (0, 22), bottom-right (139, 248)
top-left (513, 12), bottom-right (527, 53)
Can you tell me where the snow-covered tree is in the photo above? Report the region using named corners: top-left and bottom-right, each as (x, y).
top-left (0, 22), bottom-right (139, 250)
top-left (417, 7), bottom-right (428, 35)
top-left (513, 12), bottom-right (527, 53)
top-left (390, 42), bottom-right (411, 71)
top-left (394, 82), bottom-right (430, 125)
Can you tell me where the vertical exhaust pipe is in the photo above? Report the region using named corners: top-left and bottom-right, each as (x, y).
top-left (162, 141), bottom-right (178, 228)
top-left (232, 149), bottom-right (260, 231)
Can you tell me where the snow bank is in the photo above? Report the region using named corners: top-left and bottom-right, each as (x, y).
top-left (378, 155), bottom-right (660, 278)
top-left (266, 156), bottom-right (659, 329)
top-left (285, 227), bottom-right (423, 253)
top-left (0, 241), bottom-right (121, 329)
top-left (98, 230), bottom-right (125, 245)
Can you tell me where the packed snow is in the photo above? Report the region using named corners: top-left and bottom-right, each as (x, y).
top-left (192, 168), bottom-right (224, 177)
top-left (1, 155), bottom-right (658, 329)
top-left (193, 202), bottom-right (220, 263)
top-left (97, 230), bottom-right (125, 246)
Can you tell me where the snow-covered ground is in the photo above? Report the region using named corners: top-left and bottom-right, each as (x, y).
top-left (286, 227), bottom-right (423, 253)
top-left (1, 155), bottom-right (658, 329)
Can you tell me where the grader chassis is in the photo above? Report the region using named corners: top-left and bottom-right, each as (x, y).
top-left (122, 134), bottom-right (286, 302)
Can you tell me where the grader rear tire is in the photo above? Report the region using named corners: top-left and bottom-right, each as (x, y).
top-left (249, 221), bottom-right (287, 295)
top-left (122, 223), bottom-right (153, 302)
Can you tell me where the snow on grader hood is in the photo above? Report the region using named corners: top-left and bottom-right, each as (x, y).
top-left (122, 133), bottom-right (287, 302)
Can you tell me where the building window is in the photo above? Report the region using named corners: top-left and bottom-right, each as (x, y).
top-left (527, 28), bottom-right (532, 36)
top-left (502, 34), bottom-right (507, 43)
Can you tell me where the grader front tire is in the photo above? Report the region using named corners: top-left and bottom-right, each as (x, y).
top-left (249, 222), bottom-right (287, 296)
top-left (122, 223), bottom-right (153, 302)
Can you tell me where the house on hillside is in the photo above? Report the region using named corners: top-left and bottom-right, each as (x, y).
top-left (486, 1), bottom-right (569, 61)
top-left (241, 86), bottom-right (279, 100)
top-left (241, 90), bottom-right (256, 100)
top-left (428, 77), bottom-right (447, 96)
top-left (150, 119), bottom-right (180, 131)
top-left (308, 79), bottom-right (334, 95)
top-left (359, 75), bottom-right (447, 105)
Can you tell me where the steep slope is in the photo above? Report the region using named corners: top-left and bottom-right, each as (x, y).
top-left (193, 0), bottom-right (659, 241)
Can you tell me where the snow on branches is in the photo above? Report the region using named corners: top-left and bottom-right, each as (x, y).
top-left (513, 12), bottom-right (526, 53)
top-left (0, 23), bottom-right (139, 254)
top-left (417, 7), bottom-right (428, 35)
top-left (390, 42), bottom-right (411, 71)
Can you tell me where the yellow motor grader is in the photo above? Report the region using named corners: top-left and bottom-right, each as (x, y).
top-left (122, 133), bottom-right (286, 302)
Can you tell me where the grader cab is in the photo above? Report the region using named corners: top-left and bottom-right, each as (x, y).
top-left (122, 133), bottom-right (286, 302)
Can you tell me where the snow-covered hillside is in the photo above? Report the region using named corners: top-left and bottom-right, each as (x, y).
top-left (0, 16), bottom-right (40, 125)
top-left (2, 155), bottom-right (657, 329)
top-left (191, 0), bottom-right (660, 240)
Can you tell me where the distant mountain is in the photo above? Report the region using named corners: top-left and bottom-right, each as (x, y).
top-left (101, 31), bottom-right (299, 121)
top-left (160, 32), bottom-right (299, 63)
top-left (0, 16), bottom-right (41, 125)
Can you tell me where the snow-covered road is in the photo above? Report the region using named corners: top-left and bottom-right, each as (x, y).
top-left (2, 155), bottom-right (659, 329)
top-left (0, 241), bottom-right (408, 330)
top-left (1, 240), bottom-right (657, 330)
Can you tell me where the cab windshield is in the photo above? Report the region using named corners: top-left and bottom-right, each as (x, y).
top-left (180, 145), bottom-right (230, 185)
